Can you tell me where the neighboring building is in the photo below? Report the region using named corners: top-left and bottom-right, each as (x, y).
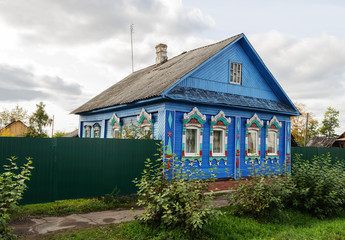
top-left (63, 129), bottom-right (79, 138)
top-left (72, 33), bottom-right (299, 178)
top-left (307, 133), bottom-right (345, 148)
top-left (0, 120), bottom-right (28, 137)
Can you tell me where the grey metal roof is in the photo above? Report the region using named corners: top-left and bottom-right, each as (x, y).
top-left (71, 34), bottom-right (243, 114)
top-left (166, 86), bottom-right (296, 114)
top-left (306, 136), bottom-right (338, 147)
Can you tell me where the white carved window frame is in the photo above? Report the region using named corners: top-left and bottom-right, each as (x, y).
top-left (245, 113), bottom-right (264, 163)
top-left (109, 113), bottom-right (122, 139)
top-left (137, 108), bottom-right (154, 138)
top-left (182, 107), bottom-right (206, 166)
top-left (84, 125), bottom-right (91, 138)
top-left (185, 126), bottom-right (200, 157)
top-left (265, 116), bottom-right (282, 159)
top-left (93, 123), bottom-right (101, 138)
top-left (209, 111), bottom-right (231, 165)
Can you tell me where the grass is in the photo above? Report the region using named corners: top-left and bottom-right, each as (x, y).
top-left (10, 195), bottom-right (137, 221)
top-left (22, 207), bottom-right (345, 240)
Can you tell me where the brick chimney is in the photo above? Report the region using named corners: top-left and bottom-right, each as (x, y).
top-left (155, 43), bottom-right (168, 64)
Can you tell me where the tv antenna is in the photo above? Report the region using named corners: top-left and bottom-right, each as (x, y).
top-left (130, 24), bottom-right (134, 73)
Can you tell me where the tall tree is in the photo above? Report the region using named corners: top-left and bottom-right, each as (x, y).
top-left (0, 105), bottom-right (28, 126)
top-left (320, 107), bottom-right (340, 137)
top-left (24, 102), bottom-right (53, 138)
top-left (291, 102), bottom-right (319, 146)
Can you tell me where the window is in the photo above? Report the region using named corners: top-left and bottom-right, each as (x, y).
top-left (109, 113), bottom-right (121, 139)
top-left (230, 62), bottom-right (242, 85)
top-left (267, 132), bottom-right (277, 155)
top-left (213, 129), bottom-right (225, 156)
top-left (93, 123), bottom-right (101, 138)
top-left (113, 129), bottom-right (121, 139)
top-left (182, 107), bottom-right (206, 166)
top-left (185, 128), bottom-right (199, 156)
top-left (248, 130), bottom-right (258, 156)
top-left (84, 125), bottom-right (91, 138)
top-left (265, 116), bottom-right (281, 159)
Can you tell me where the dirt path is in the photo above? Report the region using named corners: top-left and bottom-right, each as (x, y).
top-left (10, 195), bottom-right (229, 238)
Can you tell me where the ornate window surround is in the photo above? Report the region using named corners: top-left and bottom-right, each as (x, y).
top-left (84, 125), bottom-right (91, 138)
top-left (245, 113), bottom-right (264, 164)
top-left (109, 113), bottom-right (122, 138)
top-left (265, 116), bottom-right (282, 163)
top-left (137, 108), bottom-right (154, 137)
top-left (209, 111), bottom-right (231, 166)
top-left (93, 123), bottom-right (101, 138)
top-left (182, 107), bottom-right (206, 166)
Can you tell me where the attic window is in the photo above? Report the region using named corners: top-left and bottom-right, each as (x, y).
top-left (230, 62), bottom-right (242, 85)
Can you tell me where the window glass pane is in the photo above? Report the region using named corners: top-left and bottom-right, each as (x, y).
top-left (94, 126), bottom-right (100, 138)
top-left (114, 129), bottom-right (120, 139)
top-left (231, 62), bottom-right (242, 84)
top-left (248, 131), bottom-right (257, 154)
top-left (267, 132), bottom-right (276, 154)
top-left (213, 130), bottom-right (223, 153)
top-left (186, 128), bottom-right (197, 154)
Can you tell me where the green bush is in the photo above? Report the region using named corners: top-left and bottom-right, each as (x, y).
top-left (229, 161), bottom-right (294, 218)
top-left (291, 153), bottom-right (345, 218)
top-left (229, 174), bottom-right (294, 218)
top-left (0, 156), bottom-right (33, 239)
top-left (133, 147), bottom-right (220, 232)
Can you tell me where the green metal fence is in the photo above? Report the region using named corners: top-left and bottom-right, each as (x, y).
top-left (0, 137), bottom-right (160, 205)
top-left (292, 147), bottom-right (345, 162)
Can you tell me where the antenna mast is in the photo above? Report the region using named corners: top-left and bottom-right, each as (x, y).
top-left (130, 24), bottom-right (134, 73)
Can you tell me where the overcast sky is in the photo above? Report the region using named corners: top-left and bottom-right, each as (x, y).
top-left (0, 0), bottom-right (344, 134)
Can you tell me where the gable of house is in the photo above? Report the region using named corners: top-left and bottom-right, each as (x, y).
top-left (163, 35), bottom-right (298, 116)
top-left (0, 120), bottom-right (28, 137)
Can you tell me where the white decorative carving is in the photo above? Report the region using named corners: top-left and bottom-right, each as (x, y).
top-left (211, 110), bottom-right (231, 124)
top-left (267, 116), bottom-right (282, 128)
top-left (137, 108), bottom-right (152, 122)
top-left (109, 113), bottom-right (121, 129)
top-left (183, 107), bottom-right (206, 121)
top-left (246, 113), bottom-right (263, 127)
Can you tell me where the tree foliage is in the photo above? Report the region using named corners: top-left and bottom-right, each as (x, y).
top-left (0, 105), bottom-right (28, 127)
top-left (24, 102), bottom-right (53, 138)
top-left (122, 120), bottom-right (153, 139)
top-left (291, 103), bottom-right (319, 146)
top-left (320, 107), bottom-right (340, 137)
top-left (52, 131), bottom-right (67, 138)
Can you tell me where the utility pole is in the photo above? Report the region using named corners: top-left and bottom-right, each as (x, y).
top-left (130, 24), bottom-right (134, 73)
top-left (304, 113), bottom-right (309, 146)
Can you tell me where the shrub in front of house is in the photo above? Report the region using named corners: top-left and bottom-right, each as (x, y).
top-left (133, 147), bottom-right (220, 232)
top-left (228, 167), bottom-right (295, 218)
top-left (0, 156), bottom-right (33, 239)
top-left (291, 153), bottom-right (345, 218)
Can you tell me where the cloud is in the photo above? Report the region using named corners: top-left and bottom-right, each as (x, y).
top-left (0, 0), bottom-right (215, 45)
top-left (0, 64), bottom-right (84, 110)
top-left (249, 31), bottom-right (345, 132)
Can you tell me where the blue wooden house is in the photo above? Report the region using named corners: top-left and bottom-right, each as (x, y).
top-left (72, 33), bottom-right (299, 178)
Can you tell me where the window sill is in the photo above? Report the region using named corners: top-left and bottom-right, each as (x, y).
top-left (212, 154), bottom-right (226, 157)
top-left (184, 154), bottom-right (201, 158)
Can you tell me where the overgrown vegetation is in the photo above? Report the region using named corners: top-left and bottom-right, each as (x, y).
top-left (1, 157), bottom-right (33, 239)
top-left (134, 148), bottom-right (219, 232)
top-left (291, 153), bottom-right (345, 217)
top-left (229, 153), bottom-right (345, 219)
top-left (229, 161), bottom-right (294, 218)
